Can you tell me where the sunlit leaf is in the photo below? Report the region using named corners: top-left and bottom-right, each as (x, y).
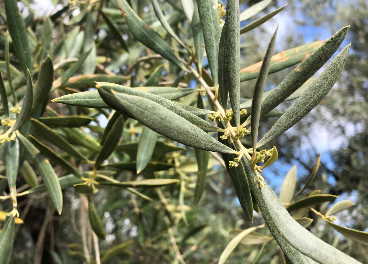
top-left (325, 221), bottom-right (368, 246)
top-left (326, 200), bottom-right (355, 216)
top-left (294, 153), bottom-right (321, 197)
top-left (191, 2), bottom-right (204, 75)
top-left (100, 10), bottom-right (129, 52)
top-left (239, 0), bottom-right (272, 22)
top-left (280, 165), bottom-right (297, 204)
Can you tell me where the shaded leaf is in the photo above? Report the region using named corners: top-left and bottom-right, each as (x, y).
top-left (106, 161), bottom-right (174, 172)
top-left (294, 153), bottom-right (321, 197)
top-left (61, 74), bottom-right (130, 89)
top-left (4, 138), bottom-right (19, 188)
top-left (101, 240), bottom-right (134, 264)
top-left (295, 217), bottom-right (313, 228)
top-left (61, 127), bottom-right (101, 153)
top-left (88, 196), bottom-right (106, 240)
top-left (100, 10), bottom-right (129, 52)
top-left (240, 0), bottom-right (272, 22)
top-left (83, 13), bottom-right (96, 74)
top-left (326, 200), bottom-right (355, 216)
top-left (0, 74), bottom-right (9, 117)
top-left (287, 194), bottom-right (338, 212)
top-left (0, 216), bottom-right (15, 264)
top-left (137, 127), bottom-right (159, 174)
top-left (144, 65), bottom-right (164, 86)
top-left (39, 116), bottom-right (93, 128)
top-left (99, 179), bottom-right (179, 188)
top-left (280, 165), bottom-right (297, 204)
top-left (19, 160), bottom-right (38, 188)
top-left (325, 221), bottom-right (368, 246)
top-left (191, 2), bottom-right (204, 75)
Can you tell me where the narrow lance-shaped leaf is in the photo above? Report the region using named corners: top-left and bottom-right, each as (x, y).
top-left (294, 153), bottom-right (320, 197)
top-left (225, 0), bottom-right (241, 127)
top-left (251, 25), bottom-right (278, 155)
top-left (31, 118), bottom-right (88, 161)
top-left (218, 25), bottom-right (228, 109)
top-left (100, 10), bottom-right (129, 52)
top-left (193, 94), bottom-right (209, 206)
top-left (258, 44), bottom-right (351, 147)
top-left (101, 240), bottom-right (133, 264)
top-left (240, 40), bottom-right (324, 82)
top-left (17, 132), bottom-right (63, 214)
top-left (111, 92), bottom-right (235, 154)
top-left (218, 226), bottom-right (260, 264)
top-left (239, 0), bottom-right (272, 22)
top-left (180, 0), bottom-right (194, 22)
top-left (0, 216), bottom-right (15, 264)
top-left (88, 195), bottom-right (106, 240)
top-left (41, 18), bottom-right (52, 61)
top-left (5, 0), bottom-right (32, 74)
top-left (198, 0), bottom-right (220, 86)
top-left (4, 138), bottom-right (19, 189)
top-left (240, 5), bottom-right (286, 35)
top-left (191, 2), bottom-right (204, 75)
top-left (258, 26), bottom-right (349, 118)
top-left (39, 116), bottom-right (93, 128)
top-left (137, 127), bottom-right (159, 174)
top-left (95, 115), bottom-right (124, 169)
top-left (99, 179), bottom-right (179, 188)
top-left (0, 74), bottom-right (9, 117)
top-left (325, 221), bottom-right (368, 246)
top-left (19, 160), bottom-right (38, 188)
top-left (101, 112), bottom-right (121, 145)
top-left (29, 135), bottom-right (83, 179)
top-left (116, 0), bottom-right (186, 70)
top-left (326, 200), bottom-right (355, 216)
top-left (10, 69), bottom-right (33, 133)
top-left (280, 165), bottom-right (297, 204)
top-left (83, 13), bottom-right (96, 74)
top-left (259, 146), bottom-right (278, 169)
top-left (61, 127), bottom-right (101, 153)
top-left (5, 31), bottom-right (16, 103)
top-left (152, 0), bottom-right (187, 50)
top-left (144, 65), bottom-right (164, 86)
top-left (61, 74), bottom-right (130, 89)
top-left (97, 84), bottom-right (220, 132)
top-left (287, 194), bottom-right (338, 212)
top-left (241, 156), bottom-right (361, 264)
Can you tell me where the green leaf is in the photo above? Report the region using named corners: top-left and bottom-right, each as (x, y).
top-left (0, 74), bottom-right (9, 117)
top-left (224, 0), bottom-right (240, 126)
top-left (251, 241), bottom-right (267, 264)
top-left (5, 0), bottom-right (32, 74)
top-left (110, 92), bottom-right (234, 153)
top-left (5, 31), bottom-right (16, 103)
top-left (326, 200), bottom-right (355, 216)
top-left (180, 0), bottom-right (194, 21)
top-left (0, 62), bottom-right (20, 79)
top-left (65, 8), bottom-right (88, 25)
top-left (240, 5), bottom-right (286, 35)
top-left (61, 127), bottom-right (101, 153)
top-left (144, 65), bottom-right (164, 86)
top-left (99, 179), bottom-right (179, 188)
top-left (29, 135), bottom-right (83, 179)
top-left (98, 84), bottom-right (219, 132)
top-left (258, 26), bottom-right (349, 118)
top-left (17, 132), bottom-right (63, 214)
top-left (56, 48), bottom-right (93, 88)
top-left (106, 161), bottom-right (174, 173)
top-left (191, 2), bottom-right (204, 75)
top-left (241, 157), bottom-right (360, 264)
top-left (325, 221), bottom-right (368, 246)
top-left (39, 116), bottom-right (93, 128)
top-left (258, 44), bottom-right (350, 147)
top-left (100, 10), bottom-right (129, 52)
top-left (152, 0), bottom-right (187, 49)
top-left (218, 226), bottom-right (260, 264)
top-left (294, 153), bottom-right (321, 197)
top-left (31, 118), bottom-right (88, 161)
top-left (280, 165), bottom-right (297, 204)
top-left (251, 25), bottom-right (278, 153)
top-left (4, 138), bottom-right (19, 189)
top-left (61, 74), bottom-right (130, 89)
top-left (53, 86), bottom-right (195, 108)
top-left (295, 217), bottom-right (313, 228)
top-left (193, 94), bottom-right (210, 206)
top-left (74, 183), bottom-right (94, 194)
top-left (41, 18), bottom-right (52, 61)
top-left (19, 160), bottom-right (38, 188)
top-left (198, 0), bottom-right (220, 87)
top-left (259, 146), bottom-right (278, 169)
top-left (239, 0), bottom-right (272, 22)
top-left (101, 240), bottom-right (133, 264)
top-left (83, 13), bottom-right (96, 74)
top-left (88, 196), bottom-right (106, 240)
top-left (240, 41), bottom-right (324, 82)
top-left (287, 194), bottom-right (338, 212)
top-left (101, 112), bottom-right (121, 145)
top-left (32, 56), bottom-right (54, 118)
top-left (218, 23), bottom-right (229, 108)
top-left (10, 69), bottom-right (33, 133)
top-left (136, 127), bottom-right (159, 174)
top-left (116, 0), bottom-right (185, 70)
top-left (0, 216), bottom-right (15, 264)
top-left (95, 115), bottom-right (124, 169)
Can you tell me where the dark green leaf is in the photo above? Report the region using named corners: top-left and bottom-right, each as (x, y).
top-left (100, 10), bottom-right (129, 52)
top-left (191, 2), bottom-right (204, 75)
top-left (287, 195), bottom-right (338, 211)
top-left (106, 161), bottom-right (174, 172)
top-left (99, 179), bottom-right (179, 187)
top-left (41, 18), bottom-right (52, 61)
top-left (61, 74), bottom-right (130, 89)
top-left (136, 127), bottom-right (159, 174)
top-left (19, 160), bottom-right (38, 188)
top-left (101, 241), bottom-right (133, 264)
top-left (144, 65), bottom-right (164, 86)
top-left (39, 116), bottom-right (93, 128)
top-left (218, 24), bottom-right (228, 109)
top-left (88, 196), bottom-right (106, 240)
top-left (294, 153), bottom-right (321, 197)
top-left (4, 138), bottom-right (19, 189)
top-left (61, 127), bottom-right (101, 153)
top-left (0, 216), bottom-right (15, 264)
top-left (326, 221), bottom-right (368, 246)
top-left (5, 31), bottom-right (16, 103)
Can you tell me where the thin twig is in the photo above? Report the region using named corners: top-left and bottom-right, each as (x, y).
top-left (126, 54), bottom-right (162, 75)
top-left (164, 216), bottom-right (186, 264)
top-left (93, 233), bottom-right (101, 264)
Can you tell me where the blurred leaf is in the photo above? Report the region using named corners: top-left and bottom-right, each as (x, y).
top-left (326, 200), bottom-right (355, 216)
top-left (101, 240), bottom-right (133, 263)
top-left (31, 118), bottom-right (88, 161)
top-left (100, 10), bottom-right (129, 52)
top-left (239, 0), bottom-right (272, 22)
top-left (83, 13), bottom-right (96, 74)
top-left (137, 127), bottom-right (159, 174)
top-left (240, 5), bottom-right (286, 35)
top-left (116, 0), bottom-right (186, 70)
top-left (5, 0), bottom-right (32, 74)
top-left (0, 216), bottom-right (15, 264)
top-left (95, 115), bottom-right (124, 169)
top-left (39, 116), bottom-right (93, 128)
top-left (287, 194), bottom-right (338, 212)
top-left (61, 127), bottom-right (101, 153)
top-left (5, 31), bottom-right (16, 103)
top-left (10, 70), bottom-right (33, 133)
top-left (325, 221), bottom-right (368, 246)
top-left (99, 179), bottom-right (179, 187)
top-left (295, 217), bottom-right (313, 228)
top-left (0, 74), bottom-right (9, 117)
top-left (251, 25), bottom-right (278, 154)
top-left (294, 153), bottom-right (321, 197)
top-left (74, 183), bottom-right (93, 194)
top-left (17, 133), bottom-right (63, 214)
top-left (144, 65), bottom-right (165, 86)
top-left (153, 0), bottom-right (187, 49)
top-left (110, 92), bottom-right (234, 153)
top-left (41, 18), bottom-right (52, 61)
top-left (61, 74), bottom-right (130, 89)
top-left (258, 44), bottom-right (350, 147)
top-left (260, 146), bottom-right (278, 169)
top-left (180, 0), bottom-right (194, 21)
top-left (19, 160), bottom-right (38, 188)
top-left (4, 138), bottom-right (19, 189)
top-left (280, 165), bottom-right (297, 204)
top-left (65, 9), bottom-right (88, 26)
top-left (257, 26), bottom-right (349, 118)
top-left (191, 2), bottom-right (204, 75)
top-left (198, 0), bottom-right (220, 86)
top-left (106, 161), bottom-right (174, 172)
top-left (29, 135), bottom-right (83, 178)
top-left (218, 226), bottom-right (259, 264)
top-left (88, 196), bottom-right (106, 240)
top-left (251, 241), bottom-right (267, 264)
